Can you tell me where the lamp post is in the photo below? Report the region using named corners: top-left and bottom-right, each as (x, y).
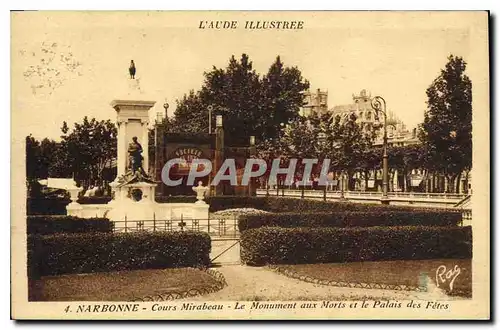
top-left (249, 136), bottom-right (256, 197)
top-left (154, 111), bottom-right (162, 181)
top-left (163, 100), bottom-right (169, 118)
top-left (208, 105), bottom-right (213, 134)
top-left (371, 96), bottom-right (389, 204)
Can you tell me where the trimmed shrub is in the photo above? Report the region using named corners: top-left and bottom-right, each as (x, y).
top-left (194, 196), bottom-right (450, 214)
top-left (207, 196), bottom-right (269, 212)
top-left (27, 196), bottom-right (112, 215)
top-left (28, 231), bottom-right (211, 278)
top-left (27, 216), bottom-right (113, 235)
top-left (78, 196), bottom-right (112, 204)
top-left (261, 197), bottom-right (447, 213)
top-left (153, 195), bottom-right (456, 215)
top-left (240, 226), bottom-right (472, 266)
top-left (27, 198), bottom-right (69, 215)
top-left (238, 211), bottom-right (462, 231)
top-left (155, 195), bottom-right (197, 203)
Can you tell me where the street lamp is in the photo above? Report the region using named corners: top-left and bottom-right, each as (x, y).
top-left (163, 100), bottom-right (169, 118)
top-left (371, 96), bottom-right (390, 204)
top-left (154, 102), bottom-right (167, 183)
top-left (207, 105), bottom-right (213, 134)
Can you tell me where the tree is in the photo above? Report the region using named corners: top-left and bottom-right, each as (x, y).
top-left (26, 135), bottom-right (61, 197)
top-left (169, 90), bottom-right (208, 134)
top-left (280, 116), bottom-right (321, 193)
top-left (261, 56), bottom-right (310, 140)
top-left (172, 54), bottom-right (309, 144)
top-left (262, 111), bottom-right (377, 192)
top-left (329, 113), bottom-right (376, 190)
top-left (359, 147), bottom-right (382, 191)
top-left (58, 117), bottom-right (117, 190)
top-left (419, 55), bottom-right (472, 193)
top-left (26, 135), bottom-right (41, 183)
top-left (26, 135), bottom-right (42, 197)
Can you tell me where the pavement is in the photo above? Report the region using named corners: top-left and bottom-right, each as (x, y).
top-left (185, 264), bottom-right (455, 301)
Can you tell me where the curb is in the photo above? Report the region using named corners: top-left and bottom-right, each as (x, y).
top-left (131, 267), bottom-right (228, 302)
top-left (268, 265), bottom-right (426, 292)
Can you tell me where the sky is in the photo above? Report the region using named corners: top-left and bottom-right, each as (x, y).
top-left (11, 11), bottom-right (478, 141)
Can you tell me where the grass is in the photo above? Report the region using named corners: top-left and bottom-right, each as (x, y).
top-left (29, 268), bottom-right (220, 301)
top-left (278, 259), bottom-right (472, 298)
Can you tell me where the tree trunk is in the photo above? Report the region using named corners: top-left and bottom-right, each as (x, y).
top-left (455, 172), bottom-right (462, 194)
top-left (424, 170), bottom-right (429, 193)
top-left (364, 170), bottom-right (369, 192)
top-left (447, 174), bottom-right (456, 194)
top-left (403, 168), bottom-right (407, 192)
top-left (464, 170), bottom-right (470, 194)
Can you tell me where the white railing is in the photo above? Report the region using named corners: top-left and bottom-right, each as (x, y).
top-left (257, 188), bottom-right (468, 200)
top-left (256, 188), bottom-right (472, 223)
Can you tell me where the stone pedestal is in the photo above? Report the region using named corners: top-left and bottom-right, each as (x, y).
top-left (40, 178), bottom-right (84, 216)
top-left (192, 202), bottom-right (210, 220)
top-left (110, 181), bottom-right (156, 203)
top-left (111, 99), bottom-right (155, 179)
top-left (66, 201), bottom-right (83, 217)
top-left (110, 78), bottom-right (156, 180)
top-left (107, 182), bottom-right (158, 221)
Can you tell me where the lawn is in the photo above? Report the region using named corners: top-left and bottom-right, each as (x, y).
top-left (29, 268), bottom-right (220, 301)
top-left (277, 259), bottom-right (472, 298)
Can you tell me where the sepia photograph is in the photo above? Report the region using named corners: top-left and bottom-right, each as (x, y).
top-left (10, 10), bottom-right (490, 320)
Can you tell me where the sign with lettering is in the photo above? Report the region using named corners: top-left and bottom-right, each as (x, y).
top-left (170, 147), bottom-right (205, 175)
top-left (174, 147), bottom-right (203, 162)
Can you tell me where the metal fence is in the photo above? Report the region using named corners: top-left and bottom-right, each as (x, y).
top-left (111, 215), bottom-right (239, 237)
top-left (257, 188), bottom-right (469, 200)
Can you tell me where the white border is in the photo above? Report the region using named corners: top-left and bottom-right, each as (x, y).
top-left (4, 1), bottom-right (497, 329)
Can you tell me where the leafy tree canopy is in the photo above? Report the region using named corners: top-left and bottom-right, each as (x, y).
top-left (170, 54), bottom-right (310, 145)
top-left (419, 55), bottom-right (472, 178)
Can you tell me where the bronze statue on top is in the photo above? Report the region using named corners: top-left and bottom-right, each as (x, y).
top-left (129, 60), bottom-right (136, 79)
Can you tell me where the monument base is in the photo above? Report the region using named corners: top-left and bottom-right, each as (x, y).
top-left (66, 202), bottom-right (83, 217)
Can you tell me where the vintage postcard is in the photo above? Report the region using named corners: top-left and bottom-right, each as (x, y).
top-left (11, 11), bottom-right (490, 320)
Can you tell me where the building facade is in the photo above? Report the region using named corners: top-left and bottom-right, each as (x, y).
top-left (330, 89), bottom-right (419, 147)
top-left (299, 88), bottom-right (328, 117)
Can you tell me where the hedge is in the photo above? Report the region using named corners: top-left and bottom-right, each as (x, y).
top-left (27, 196), bottom-right (112, 215)
top-left (202, 196), bottom-right (449, 214)
top-left (155, 195), bottom-right (198, 203)
top-left (258, 197), bottom-right (447, 213)
top-left (240, 226), bottom-right (472, 265)
top-left (238, 210), bottom-right (462, 231)
top-left (78, 196), bottom-right (112, 204)
top-left (27, 198), bottom-right (69, 215)
top-left (28, 231), bottom-right (211, 278)
top-left (27, 216), bottom-right (113, 235)
top-left (207, 196), bottom-right (269, 212)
